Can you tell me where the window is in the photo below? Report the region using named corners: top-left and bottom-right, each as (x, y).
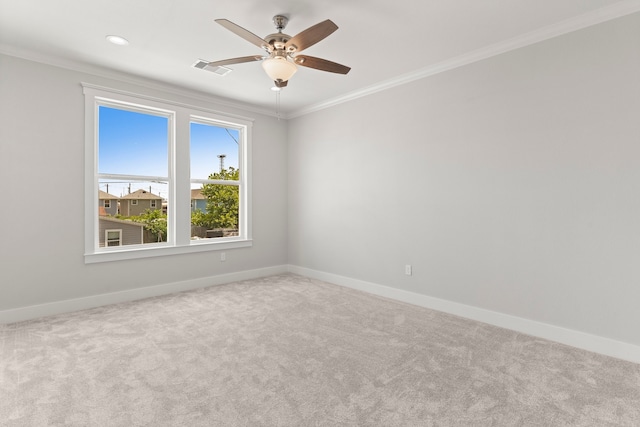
top-left (84, 84), bottom-right (252, 263)
top-left (104, 200), bottom-right (110, 208)
top-left (190, 119), bottom-right (240, 240)
top-left (105, 230), bottom-right (122, 247)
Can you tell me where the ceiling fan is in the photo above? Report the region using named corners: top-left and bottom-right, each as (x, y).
top-left (195, 15), bottom-right (351, 88)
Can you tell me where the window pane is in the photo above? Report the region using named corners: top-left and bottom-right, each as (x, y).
top-left (190, 122), bottom-right (239, 180)
top-left (190, 121), bottom-right (240, 240)
top-left (98, 106), bottom-right (168, 177)
top-left (97, 104), bottom-right (170, 249)
top-left (190, 183), bottom-right (239, 240)
top-left (98, 178), bottom-right (168, 246)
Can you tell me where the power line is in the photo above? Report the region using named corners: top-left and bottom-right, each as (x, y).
top-left (224, 128), bottom-right (238, 144)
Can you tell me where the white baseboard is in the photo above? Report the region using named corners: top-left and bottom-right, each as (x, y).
top-left (288, 265), bottom-right (640, 364)
top-left (0, 265), bottom-right (289, 324)
top-left (5, 264), bottom-right (639, 364)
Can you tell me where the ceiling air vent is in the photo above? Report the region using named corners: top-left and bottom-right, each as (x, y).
top-left (192, 60), bottom-right (232, 76)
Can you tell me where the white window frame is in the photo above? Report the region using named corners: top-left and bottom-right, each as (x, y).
top-left (83, 83), bottom-right (253, 263)
top-left (105, 229), bottom-right (122, 247)
top-left (104, 200), bottom-right (110, 208)
top-left (150, 200), bottom-right (157, 208)
top-left (131, 199), bottom-right (138, 206)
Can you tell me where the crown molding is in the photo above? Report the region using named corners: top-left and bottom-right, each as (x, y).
top-left (287, 1), bottom-right (640, 119)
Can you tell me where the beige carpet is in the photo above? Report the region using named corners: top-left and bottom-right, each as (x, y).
top-left (1, 273), bottom-right (639, 426)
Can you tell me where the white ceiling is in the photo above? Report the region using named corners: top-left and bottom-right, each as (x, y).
top-left (1, 0), bottom-right (639, 117)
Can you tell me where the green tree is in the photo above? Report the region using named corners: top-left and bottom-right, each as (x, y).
top-left (191, 210), bottom-right (210, 228)
top-left (131, 209), bottom-right (167, 242)
top-left (198, 167), bottom-right (240, 229)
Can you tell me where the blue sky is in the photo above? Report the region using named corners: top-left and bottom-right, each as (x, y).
top-left (98, 106), bottom-right (239, 199)
top-left (190, 122), bottom-right (239, 179)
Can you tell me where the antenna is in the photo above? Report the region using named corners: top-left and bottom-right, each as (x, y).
top-left (218, 154), bottom-right (226, 172)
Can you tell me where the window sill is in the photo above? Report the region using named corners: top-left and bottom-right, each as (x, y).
top-left (84, 238), bottom-right (252, 264)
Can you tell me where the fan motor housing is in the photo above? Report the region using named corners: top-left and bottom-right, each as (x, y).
top-left (264, 33), bottom-right (291, 50)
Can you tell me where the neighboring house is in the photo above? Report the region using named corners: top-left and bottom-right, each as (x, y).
top-left (119, 189), bottom-right (163, 217)
top-left (99, 190), bottom-right (119, 216)
top-left (191, 188), bottom-right (207, 213)
top-left (98, 216), bottom-right (144, 247)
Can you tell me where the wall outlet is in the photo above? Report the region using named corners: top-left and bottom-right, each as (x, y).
top-left (220, 252), bottom-right (226, 262)
top-left (405, 264), bottom-right (412, 276)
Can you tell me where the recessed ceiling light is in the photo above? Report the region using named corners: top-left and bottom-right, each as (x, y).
top-left (106, 35), bottom-right (129, 46)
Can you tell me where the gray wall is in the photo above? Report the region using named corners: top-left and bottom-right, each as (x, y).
top-left (0, 54), bottom-right (288, 310)
top-left (287, 13), bottom-right (640, 346)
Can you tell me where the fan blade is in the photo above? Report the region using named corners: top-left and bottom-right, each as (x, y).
top-left (293, 55), bottom-right (351, 74)
top-left (203, 55), bottom-right (264, 68)
top-left (284, 19), bottom-right (338, 53)
top-left (215, 19), bottom-right (270, 51)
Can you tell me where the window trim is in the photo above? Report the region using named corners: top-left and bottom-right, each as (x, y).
top-left (83, 83), bottom-right (253, 264)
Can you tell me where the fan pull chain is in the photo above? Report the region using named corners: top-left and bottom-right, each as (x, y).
top-left (275, 90), bottom-right (281, 120)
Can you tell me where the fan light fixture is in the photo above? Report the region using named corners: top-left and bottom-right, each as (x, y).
top-left (261, 56), bottom-right (297, 83)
